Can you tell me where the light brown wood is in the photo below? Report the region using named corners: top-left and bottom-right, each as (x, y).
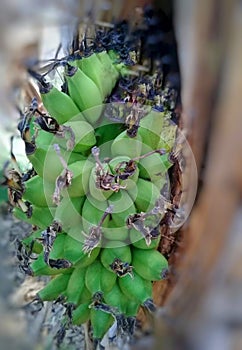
top-left (150, 1), bottom-right (242, 349)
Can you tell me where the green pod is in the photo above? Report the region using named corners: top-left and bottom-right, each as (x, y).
top-left (30, 252), bottom-right (73, 276)
top-left (54, 196), bottom-right (84, 231)
top-left (100, 243), bottom-right (132, 272)
top-left (131, 247), bottom-right (168, 281)
top-left (79, 285), bottom-right (92, 304)
top-left (107, 190), bottom-right (136, 227)
top-left (103, 221), bottom-right (129, 241)
top-left (65, 265), bottom-right (87, 305)
top-left (61, 159), bottom-right (93, 198)
top-left (130, 229), bottom-right (161, 250)
top-left (138, 153), bottom-right (172, 183)
top-left (104, 282), bottom-right (128, 314)
top-left (63, 234), bottom-right (85, 264)
top-left (96, 51), bottom-right (119, 91)
top-left (80, 53), bottom-right (107, 99)
top-left (22, 175), bottom-right (55, 207)
top-left (61, 120), bottom-right (97, 154)
top-left (31, 241), bottom-right (43, 254)
top-left (63, 234), bottom-right (100, 266)
top-left (33, 130), bottom-right (57, 149)
top-left (118, 271), bottom-right (153, 304)
top-left (13, 205), bottom-right (55, 229)
top-left (108, 50), bottom-right (128, 76)
top-left (49, 233), bottom-right (66, 260)
top-left (65, 65), bottom-right (103, 113)
top-left (95, 121), bottom-right (125, 147)
top-left (128, 178), bottom-right (161, 213)
top-left (85, 259), bottom-right (116, 295)
top-left (37, 120), bottom-right (96, 155)
top-left (72, 302), bottom-right (90, 325)
top-left (90, 308), bottom-right (114, 341)
top-left (28, 145), bottom-right (82, 183)
top-left (37, 273), bottom-right (71, 301)
top-left (76, 247), bottom-right (100, 268)
top-left (30, 234), bottom-right (71, 276)
top-left (111, 131), bottom-right (143, 159)
top-left (40, 85), bottom-right (81, 124)
top-left (138, 110), bottom-right (165, 151)
top-left (82, 196), bottom-right (110, 233)
top-left (124, 300), bottom-right (140, 317)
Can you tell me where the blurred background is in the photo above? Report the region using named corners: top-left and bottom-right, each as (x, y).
top-left (0, 0), bottom-right (242, 349)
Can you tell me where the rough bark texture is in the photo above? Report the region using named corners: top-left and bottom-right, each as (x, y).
top-left (147, 1), bottom-right (242, 349)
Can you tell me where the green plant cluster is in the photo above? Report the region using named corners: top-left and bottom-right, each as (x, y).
top-left (8, 23), bottom-right (178, 344)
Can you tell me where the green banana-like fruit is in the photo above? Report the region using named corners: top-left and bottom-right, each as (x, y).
top-left (79, 53), bottom-right (107, 99)
top-left (30, 233), bottom-right (73, 276)
top-left (130, 229), bottom-right (161, 250)
top-left (82, 105), bottom-right (105, 130)
top-left (107, 190), bottom-right (136, 227)
top-left (71, 302), bottom-right (90, 325)
top-left (103, 220), bottom-right (129, 241)
top-left (61, 159), bottom-right (93, 198)
top-left (118, 271), bottom-right (153, 305)
top-left (63, 234), bottom-right (100, 266)
top-left (124, 300), bottom-right (140, 317)
top-left (47, 120), bottom-right (96, 154)
top-left (111, 131), bottom-right (143, 159)
top-left (104, 278), bottom-right (141, 317)
top-left (90, 308), bottom-right (114, 341)
top-left (138, 153), bottom-right (172, 182)
top-left (30, 252), bottom-right (73, 276)
top-left (37, 273), bottom-right (71, 301)
top-left (95, 121), bottom-right (125, 147)
top-left (34, 113), bottom-right (89, 149)
top-left (28, 145), bottom-right (82, 183)
top-left (27, 146), bottom-right (60, 183)
top-left (65, 65), bottom-right (103, 114)
top-left (82, 196), bottom-right (110, 233)
top-left (13, 205), bottom-right (55, 229)
top-left (104, 282), bottom-right (128, 314)
top-left (85, 259), bottom-right (116, 295)
top-left (33, 129), bottom-right (56, 148)
top-left (54, 196), bottom-right (84, 231)
top-left (138, 110), bottom-right (165, 151)
top-left (40, 84), bottom-right (81, 124)
top-left (79, 285), bottom-right (92, 304)
top-left (100, 242), bottom-right (132, 271)
top-left (49, 233), bottom-right (66, 259)
top-left (22, 229), bottom-right (43, 254)
top-left (66, 120), bottom-right (96, 154)
top-left (128, 178), bottom-right (160, 212)
top-left (65, 265), bottom-right (87, 305)
top-left (75, 246), bottom-right (101, 268)
top-left (96, 51), bottom-right (119, 90)
top-left (62, 234), bottom-right (85, 263)
top-left (37, 120), bottom-right (96, 154)
top-left (131, 247), bottom-right (168, 281)
top-left (22, 175), bottom-right (55, 207)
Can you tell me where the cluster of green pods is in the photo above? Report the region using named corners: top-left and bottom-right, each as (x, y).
top-left (9, 27), bottom-right (178, 344)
